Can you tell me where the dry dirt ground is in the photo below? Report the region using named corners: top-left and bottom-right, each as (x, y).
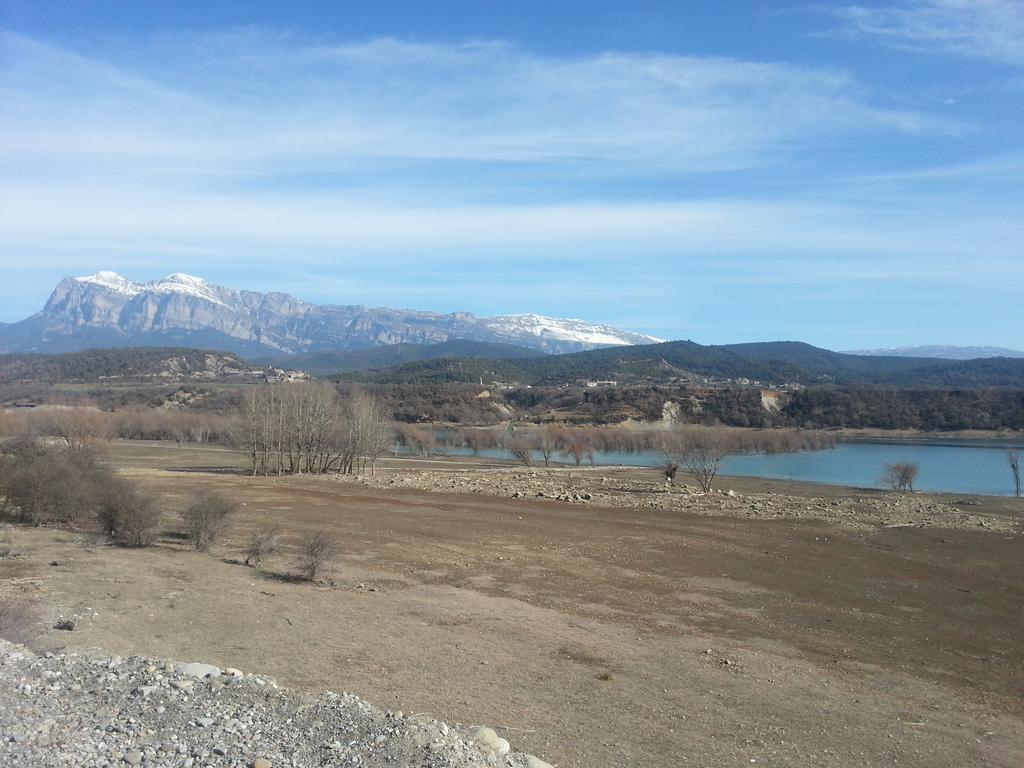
top-left (3, 441), bottom-right (1023, 768)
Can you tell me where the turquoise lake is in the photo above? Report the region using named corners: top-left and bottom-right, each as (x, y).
top-left (438, 441), bottom-right (1023, 497)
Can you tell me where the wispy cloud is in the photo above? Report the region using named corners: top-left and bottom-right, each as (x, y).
top-left (0, 28), bottom-right (955, 181)
top-left (1, 26), bottom-right (1019, 347)
top-left (831, 1), bottom-right (1024, 68)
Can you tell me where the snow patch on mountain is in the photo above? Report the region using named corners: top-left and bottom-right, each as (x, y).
top-left (148, 273), bottom-right (229, 307)
top-left (74, 272), bottom-right (227, 307)
top-left (75, 271), bottom-right (142, 296)
top-left (485, 313), bottom-right (662, 347)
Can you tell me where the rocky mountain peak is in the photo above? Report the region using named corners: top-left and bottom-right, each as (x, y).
top-left (3, 271), bottom-right (662, 357)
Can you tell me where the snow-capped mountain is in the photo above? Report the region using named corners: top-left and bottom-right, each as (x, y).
top-left (0, 272), bottom-right (662, 357)
top-left (844, 345), bottom-right (1024, 360)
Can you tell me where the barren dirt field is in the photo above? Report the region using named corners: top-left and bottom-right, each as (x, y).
top-left (4, 441), bottom-right (1023, 767)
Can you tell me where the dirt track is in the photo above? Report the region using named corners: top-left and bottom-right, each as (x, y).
top-left (3, 442), bottom-right (1023, 767)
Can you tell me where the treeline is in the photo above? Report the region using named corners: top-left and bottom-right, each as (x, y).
top-left (2, 405), bottom-right (235, 446)
top-left (394, 423), bottom-right (836, 466)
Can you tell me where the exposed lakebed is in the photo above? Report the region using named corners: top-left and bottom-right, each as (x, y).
top-left (434, 440), bottom-right (1023, 496)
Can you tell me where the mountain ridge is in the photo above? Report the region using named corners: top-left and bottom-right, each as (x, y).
top-left (0, 272), bottom-right (660, 357)
top-left (844, 345), bottom-right (1024, 360)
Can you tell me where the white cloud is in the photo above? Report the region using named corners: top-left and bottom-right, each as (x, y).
top-left (0, 28), bottom-right (955, 180)
top-left (833, 1), bottom-right (1024, 68)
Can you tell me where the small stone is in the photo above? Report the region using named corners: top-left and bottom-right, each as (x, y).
top-left (176, 663), bottom-right (221, 678)
top-left (124, 752), bottom-right (143, 766)
top-left (253, 759), bottom-right (272, 768)
top-left (170, 680), bottom-right (193, 690)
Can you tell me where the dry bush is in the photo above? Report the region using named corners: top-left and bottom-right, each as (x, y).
top-left (98, 478), bottom-right (161, 547)
top-left (299, 529), bottom-right (338, 582)
top-left (244, 527), bottom-right (283, 570)
top-left (0, 597), bottom-right (42, 646)
top-left (184, 489), bottom-right (237, 551)
top-left (0, 435), bottom-right (109, 525)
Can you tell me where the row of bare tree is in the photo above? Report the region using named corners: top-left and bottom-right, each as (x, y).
top-left (1, 404), bottom-right (234, 448)
top-left (238, 384), bottom-right (390, 476)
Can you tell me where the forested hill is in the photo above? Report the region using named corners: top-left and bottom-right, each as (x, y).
top-left (0, 348), bottom-right (259, 384)
top-left (255, 339), bottom-right (545, 376)
top-left (334, 340), bottom-right (1024, 388)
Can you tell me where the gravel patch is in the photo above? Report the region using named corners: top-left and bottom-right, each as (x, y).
top-left (0, 640), bottom-right (549, 767)
top-left (333, 467), bottom-right (1017, 532)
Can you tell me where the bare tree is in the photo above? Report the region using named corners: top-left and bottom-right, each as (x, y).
top-left (46, 402), bottom-right (111, 451)
top-left (1009, 450), bottom-right (1021, 498)
top-left (299, 529), bottom-right (338, 582)
top-left (563, 429), bottom-right (593, 467)
top-left (505, 432), bottom-right (536, 467)
top-left (882, 462), bottom-right (919, 493)
top-left (396, 424), bottom-right (437, 457)
top-left (536, 426), bottom-right (560, 467)
top-left (659, 425), bottom-right (729, 493)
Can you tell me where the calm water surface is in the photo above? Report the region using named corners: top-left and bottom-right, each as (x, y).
top-left (440, 441), bottom-right (1022, 497)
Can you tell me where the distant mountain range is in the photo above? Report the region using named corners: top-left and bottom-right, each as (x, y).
top-left (844, 345), bottom-right (1024, 360)
top-left (0, 272), bottom-right (660, 357)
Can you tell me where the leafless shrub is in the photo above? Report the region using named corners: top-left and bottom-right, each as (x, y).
top-left (299, 529), bottom-right (338, 582)
top-left (882, 462), bottom-right (919, 493)
top-left (659, 425), bottom-right (729, 493)
top-left (0, 597), bottom-right (43, 646)
top-left (184, 489), bottom-right (237, 551)
top-left (244, 527), bottom-right (283, 570)
top-left (98, 478), bottom-right (161, 547)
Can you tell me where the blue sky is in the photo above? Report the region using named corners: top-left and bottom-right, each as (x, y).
top-left (1, 1), bottom-right (1022, 349)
